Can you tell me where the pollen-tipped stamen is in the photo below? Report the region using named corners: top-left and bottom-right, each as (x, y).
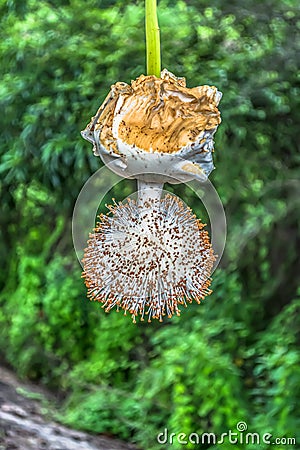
top-left (82, 190), bottom-right (215, 322)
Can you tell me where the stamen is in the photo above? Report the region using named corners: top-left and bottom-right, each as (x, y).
top-left (82, 194), bottom-right (215, 322)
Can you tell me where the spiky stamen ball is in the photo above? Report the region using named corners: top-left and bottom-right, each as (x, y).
top-left (82, 194), bottom-right (215, 322)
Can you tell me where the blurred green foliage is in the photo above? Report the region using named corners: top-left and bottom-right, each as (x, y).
top-left (0, 0), bottom-right (299, 448)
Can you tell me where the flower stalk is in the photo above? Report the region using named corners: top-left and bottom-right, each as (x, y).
top-left (145, 0), bottom-right (161, 77)
top-left (141, 1), bottom-right (163, 207)
top-left (137, 179), bottom-right (164, 208)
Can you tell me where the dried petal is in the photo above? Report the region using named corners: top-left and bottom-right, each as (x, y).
top-left (81, 69), bottom-right (222, 182)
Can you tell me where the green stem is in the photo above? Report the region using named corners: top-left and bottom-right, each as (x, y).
top-left (145, 0), bottom-right (161, 77)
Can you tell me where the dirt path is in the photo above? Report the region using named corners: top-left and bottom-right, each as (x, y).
top-left (0, 365), bottom-right (137, 450)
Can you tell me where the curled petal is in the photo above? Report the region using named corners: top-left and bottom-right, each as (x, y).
top-left (81, 69), bottom-right (222, 183)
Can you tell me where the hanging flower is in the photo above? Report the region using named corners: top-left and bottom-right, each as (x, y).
top-left (82, 194), bottom-right (215, 322)
top-left (81, 69), bottom-right (222, 322)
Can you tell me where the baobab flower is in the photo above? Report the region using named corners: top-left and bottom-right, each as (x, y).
top-left (81, 70), bottom-right (222, 322)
